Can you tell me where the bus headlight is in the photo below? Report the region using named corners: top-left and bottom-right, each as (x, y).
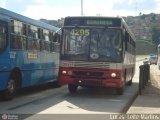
top-left (62, 70), bottom-right (67, 74)
top-left (68, 71), bottom-right (72, 75)
top-left (62, 70), bottom-right (72, 75)
top-left (111, 73), bottom-right (116, 78)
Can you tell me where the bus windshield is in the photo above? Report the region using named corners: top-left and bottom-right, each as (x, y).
top-left (61, 28), bottom-right (123, 62)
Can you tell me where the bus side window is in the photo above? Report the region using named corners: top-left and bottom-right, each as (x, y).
top-left (53, 42), bottom-right (60, 52)
top-left (44, 41), bottom-right (50, 51)
top-left (0, 26), bottom-right (7, 51)
top-left (125, 31), bottom-right (129, 51)
top-left (11, 34), bottom-right (26, 50)
top-left (17, 36), bottom-right (23, 49)
top-left (22, 23), bottom-right (27, 36)
top-left (54, 33), bottom-right (58, 43)
top-left (10, 20), bottom-right (26, 50)
top-left (11, 35), bottom-right (20, 49)
top-left (22, 37), bottom-right (27, 50)
top-left (52, 33), bottom-right (60, 52)
top-left (34, 40), bottom-right (40, 50)
top-left (38, 28), bottom-right (41, 39)
top-left (38, 28), bottom-right (44, 51)
top-left (40, 40), bottom-right (45, 51)
top-left (11, 34), bottom-right (16, 49)
top-left (41, 29), bottom-right (51, 52)
top-left (49, 32), bottom-right (54, 52)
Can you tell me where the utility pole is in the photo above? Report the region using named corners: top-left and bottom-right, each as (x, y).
top-left (134, 0), bottom-right (138, 16)
top-left (81, 0), bottom-right (83, 15)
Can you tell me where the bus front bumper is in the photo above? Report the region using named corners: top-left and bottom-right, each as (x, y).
top-left (59, 77), bottom-right (124, 88)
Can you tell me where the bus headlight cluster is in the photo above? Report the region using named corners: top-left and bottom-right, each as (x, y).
top-left (111, 73), bottom-right (116, 78)
top-left (62, 70), bottom-right (67, 74)
top-left (61, 70), bottom-right (72, 75)
top-left (68, 71), bottom-right (72, 75)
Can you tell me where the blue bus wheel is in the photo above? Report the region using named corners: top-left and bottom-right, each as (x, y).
top-left (3, 79), bottom-right (16, 100)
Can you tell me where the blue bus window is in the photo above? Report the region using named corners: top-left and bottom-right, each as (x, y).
top-left (11, 34), bottom-right (23, 50)
top-left (12, 20), bottom-right (23, 35)
top-left (32, 39), bottom-right (40, 50)
top-left (11, 34), bottom-right (17, 49)
top-left (21, 37), bottom-right (27, 50)
top-left (0, 26), bottom-right (7, 51)
top-left (22, 23), bottom-right (27, 36)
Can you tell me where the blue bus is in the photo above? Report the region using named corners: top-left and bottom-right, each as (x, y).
top-left (0, 8), bottom-right (60, 100)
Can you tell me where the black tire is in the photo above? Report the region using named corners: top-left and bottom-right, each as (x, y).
top-left (68, 85), bottom-right (78, 93)
top-left (116, 87), bottom-right (124, 95)
top-left (48, 81), bottom-right (61, 88)
top-left (3, 79), bottom-right (16, 100)
top-left (127, 79), bottom-right (132, 86)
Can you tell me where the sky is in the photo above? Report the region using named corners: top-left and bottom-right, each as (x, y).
top-left (0, 0), bottom-right (160, 20)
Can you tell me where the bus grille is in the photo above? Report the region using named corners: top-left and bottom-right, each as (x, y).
top-left (60, 61), bottom-right (110, 68)
top-left (74, 61), bottom-right (110, 68)
top-left (74, 80), bottom-right (102, 86)
top-left (73, 71), bottom-right (104, 77)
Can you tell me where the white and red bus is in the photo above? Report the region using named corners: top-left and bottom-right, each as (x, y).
top-left (58, 16), bottom-right (136, 95)
top-left (158, 44), bottom-right (160, 69)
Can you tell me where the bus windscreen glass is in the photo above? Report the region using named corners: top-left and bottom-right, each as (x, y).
top-left (61, 28), bottom-right (123, 62)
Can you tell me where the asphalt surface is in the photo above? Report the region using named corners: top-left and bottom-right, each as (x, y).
top-left (0, 60), bottom-right (143, 120)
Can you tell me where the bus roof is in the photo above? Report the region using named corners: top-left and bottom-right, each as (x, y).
top-left (65, 16), bottom-right (123, 18)
top-left (0, 7), bottom-right (59, 31)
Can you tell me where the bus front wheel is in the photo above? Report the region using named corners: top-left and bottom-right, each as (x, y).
top-left (127, 79), bottom-right (132, 86)
top-left (116, 87), bottom-right (124, 95)
top-left (68, 85), bottom-right (78, 93)
top-left (3, 79), bottom-right (16, 100)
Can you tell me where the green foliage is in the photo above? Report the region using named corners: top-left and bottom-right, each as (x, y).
top-left (136, 40), bottom-right (156, 55)
top-left (40, 19), bottom-right (63, 28)
top-left (137, 39), bottom-right (154, 45)
top-left (151, 27), bottom-right (160, 45)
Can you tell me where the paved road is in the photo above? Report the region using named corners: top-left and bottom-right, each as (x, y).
top-left (0, 61), bottom-right (142, 120)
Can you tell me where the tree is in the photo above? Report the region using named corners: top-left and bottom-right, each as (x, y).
top-left (139, 12), bottom-right (142, 16)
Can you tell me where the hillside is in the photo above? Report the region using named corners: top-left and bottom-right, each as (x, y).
top-left (124, 13), bottom-right (160, 54)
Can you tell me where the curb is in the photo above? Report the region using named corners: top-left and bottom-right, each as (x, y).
top-left (120, 91), bottom-right (139, 113)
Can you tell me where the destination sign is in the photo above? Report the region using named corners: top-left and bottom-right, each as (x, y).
top-left (86, 20), bottom-right (113, 25)
top-left (64, 17), bottom-right (122, 27)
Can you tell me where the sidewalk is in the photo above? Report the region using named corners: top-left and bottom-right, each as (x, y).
top-left (127, 65), bottom-right (160, 114)
top-left (127, 95), bottom-right (160, 114)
